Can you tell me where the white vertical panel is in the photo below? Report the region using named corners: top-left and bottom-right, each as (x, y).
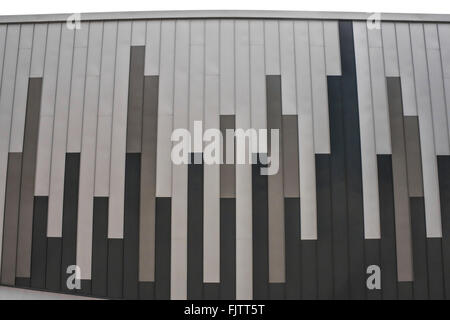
top-left (108, 21), bottom-right (131, 238)
top-left (438, 24), bottom-right (450, 137)
top-left (309, 21), bottom-right (330, 154)
top-left (47, 26), bottom-right (75, 237)
top-left (323, 21), bottom-right (342, 76)
top-left (131, 20), bottom-right (146, 46)
top-left (0, 25), bottom-right (20, 269)
top-left (9, 24), bottom-right (33, 153)
top-left (94, 22), bottom-right (118, 197)
top-left (396, 23), bottom-right (418, 116)
top-left (410, 23), bottom-right (442, 238)
top-left (381, 22), bottom-right (400, 76)
top-left (250, 20), bottom-right (266, 131)
top-left (203, 20), bottom-right (220, 284)
top-left (264, 20), bottom-right (280, 75)
top-left (170, 20), bottom-right (190, 300)
top-left (29, 24), bottom-right (47, 77)
top-left (77, 22), bottom-right (103, 279)
top-left (219, 20), bottom-right (235, 115)
top-left (424, 24), bottom-right (450, 155)
top-left (279, 21), bottom-right (297, 115)
top-left (235, 20), bottom-right (253, 300)
top-left (155, 20), bottom-right (175, 197)
top-left (145, 20), bottom-right (161, 76)
top-left (353, 22), bottom-right (381, 239)
top-left (34, 23), bottom-right (62, 196)
top-left (66, 22), bottom-right (89, 153)
top-left (294, 21), bottom-right (317, 240)
top-left (368, 26), bottom-right (392, 154)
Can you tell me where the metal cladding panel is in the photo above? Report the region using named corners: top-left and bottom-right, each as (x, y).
top-left (0, 12), bottom-right (449, 300)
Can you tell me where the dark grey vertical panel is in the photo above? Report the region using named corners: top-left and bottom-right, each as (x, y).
top-left (426, 238), bottom-right (444, 299)
top-left (187, 153), bottom-right (203, 300)
top-left (284, 198), bottom-right (301, 300)
top-left (282, 116), bottom-right (299, 198)
top-left (220, 198), bottom-right (236, 300)
top-left (398, 282), bottom-right (413, 300)
top-left (30, 196), bottom-right (48, 289)
top-left (60, 153), bottom-right (80, 293)
top-left (17, 78), bottom-right (42, 280)
top-left (139, 282), bottom-right (154, 300)
top-left (377, 155), bottom-right (398, 300)
top-left (203, 283), bottom-right (220, 300)
top-left (386, 77), bottom-right (414, 283)
top-left (315, 154), bottom-right (333, 299)
top-left (107, 239), bottom-right (123, 299)
top-left (123, 153), bottom-right (140, 299)
top-left (437, 156), bottom-right (450, 299)
top-left (338, 21), bottom-right (366, 300)
top-left (301, 240), bottom-right (317, 299)
top-left (365, 239), bottom-right (381, 300)
top-left (92, 197), bottom-right (108, 297)
top-left (220, 115), bottom-right (235, 198)
top-left (404, 117), bottom-right (424, 197)
top-left (155, 197), bottom-right (171, 300)
top-left (410, 197), bottom-right (428, 299)
top-left (327, 76), bottom-right (349, 299)
top-left (1, 153), bottom-right (22, 285)
top-left (126, 46), bottom-right (145, 153)
top-left (45, 238), bottom-right (61, 291)
top-left (252, 154), bottom-right (269, 299)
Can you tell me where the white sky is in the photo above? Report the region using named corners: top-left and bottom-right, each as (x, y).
top-left (1, 0), bottom-right (449, 16)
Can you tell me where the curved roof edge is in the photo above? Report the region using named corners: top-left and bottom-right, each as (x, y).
top-left (0, 10), bottom-right (450, 24)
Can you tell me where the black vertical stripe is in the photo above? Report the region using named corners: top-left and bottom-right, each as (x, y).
top-left (45, 238), bottom-right (61, 291)
top-left (92, 197), bottom-right (108, 297)
top-left (438, 155), bottom-right (450, 299)
top-left (30, 196), bottom-right (48, 289)
top-left (252, 154), bottom-right (269, 299)
top-left (220, 198), bottom-right (236, 300)
top-left (60, 153), bottom-right (80, 293)
top-left (338, 20), bottom-right (366, 300)
top-left (426, 238), bottom-right (444, 299)
top-left (376, 155), bottom-right (398, 300)
top-left (155, 197), bottom-right (171, 300)
top-left (410, 197), bottom-right (428, 299)
top-left (123, 153), bottom-right (141, 299)
top-left (187, 153), bottom-right (204, 300)
top-left (284, 198), bottom-right (301, 300)
top-left (315, 154), bottom-right (333, 299)
top-left (107, 239), bottom-right (123, 299)
top-left (327, 76), bottom-right (350, 299)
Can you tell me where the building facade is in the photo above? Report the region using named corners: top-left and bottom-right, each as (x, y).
top-left (0, 11), bottom-right (449, 299)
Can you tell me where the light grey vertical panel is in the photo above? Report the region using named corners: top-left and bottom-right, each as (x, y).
top-left (396, 23), bottom-right (418, 116)
top-left (9, 25), bottom-right (33, 153)
top-left (66, 22), bottom-right (89, 153)
top-left (282, 115), bottom-right (300, 197)
top-left (108, 21), bottom-right (131, 238)
top-left (94, 22), bottom-right (118, 197)
top-left (0, 24), bottom-right (7, 272)
top-left (309, 21), bottom-right (330, 154)
top-left (155, 20), bottom-right (175, 198)
top-left (438, 24), bottom-right (450, 139)
top-left (0, 25), bottom-right (20, 274)
top-left (279, 21), bottom-right (297, 115)
top-left (249, 20), bottom-right (266, 132)
top-left (294, 21), bottom-right (317, 240)
top-left (219, 20), bottom-right (235, 115)
top-left (264, 20), bottom-right (280, 75)
top-left (235, 20), bottom-right (253, 300)
top-left (47, 25), bottom-right (75, 237)
top-left (171, 19), bottom-right (190, 300)
top-left (189, 20), bottom-right (204, 156)
top-left (381, 22), bottom-right (400, 76)
top-left (204, 20), bottom-right (220, 284)
top-left (404, 116), bottom-right (424, 197)
top-left (29, 24), bottom-right (47, 77)
top-left (34, 23), bottom-right (62, 196)
top-left (368, 25), bottom-right (392, 154)
top-left (424, 24), bottom-right (450, 155)
top-left (0, 26), bottom-right (6, 87)
top-left (145, 20), bottom-right (161, 76)
top-left (410, 23), bottom-right (442, 238)
top-left (353, 22), bottom-right (381, 239)
top-left (131, 20), bottom-right (146, 46)
top-left (323, 21), bottom-right (342, 76)
top-left (77, 22), bottom-right (103, 280)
